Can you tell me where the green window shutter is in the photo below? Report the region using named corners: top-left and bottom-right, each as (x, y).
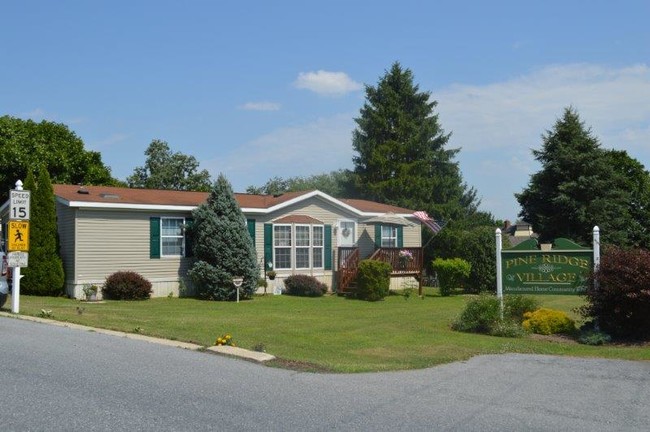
top-left (247, 219), bottom-right (256, 243)
top-left (324, 225), bottom-right (332, 270)
top-left (264, 223), bottom-right (273, 268)
top-left (150, 217), bottom-right (161, 259)
top-left (397, 226), bottom-right (404, 248)
top-left (184, 218), bottom-right (194, 258)
top-left (375, 225), bottom-right (382, 248)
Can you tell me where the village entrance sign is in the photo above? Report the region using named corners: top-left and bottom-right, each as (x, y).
top-left (495, 227), bottom-right (600, 297)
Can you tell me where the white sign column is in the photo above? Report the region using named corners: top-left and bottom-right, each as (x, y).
top-left (495, 228), bottom-right (503, 319)
top-left (10, 180), bottom-right (29, 314)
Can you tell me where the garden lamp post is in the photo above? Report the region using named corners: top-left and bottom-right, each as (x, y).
top-left (233, 276), bottom-right (244, 303)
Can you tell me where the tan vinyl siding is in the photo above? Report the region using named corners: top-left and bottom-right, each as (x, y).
top-left (70, 209), bottom-right (193, 298)
top-left (402, 223), bottom-right (422, 247)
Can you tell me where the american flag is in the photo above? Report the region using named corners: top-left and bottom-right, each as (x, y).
top-left (412, 211), bottom-right (444, 234)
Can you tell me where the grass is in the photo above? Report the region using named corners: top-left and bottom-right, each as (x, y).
top-left (5, 289), bottom-right (650, 373)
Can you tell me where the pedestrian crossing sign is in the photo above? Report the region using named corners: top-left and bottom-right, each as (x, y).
top-left (8, 220), bottom-right (30, 252)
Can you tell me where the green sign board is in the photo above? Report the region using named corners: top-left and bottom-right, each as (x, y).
top-left (501, 238), bottom-right (592, 295)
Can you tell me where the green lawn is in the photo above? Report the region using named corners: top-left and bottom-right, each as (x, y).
top-left (6, 290), bottom-right (649, 373)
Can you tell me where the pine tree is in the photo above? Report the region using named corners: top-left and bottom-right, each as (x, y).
top-left (188, 174), bottom-right (258, 300)
top-left (351, 62), bottom-right (479, 220)
top-left (517, 107), bottom-right (650, 247)
top-left (21, 167), bottom-right (65, 295)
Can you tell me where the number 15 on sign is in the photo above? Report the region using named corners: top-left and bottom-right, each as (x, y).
top-left (10, 189), bottom-right (31, 220)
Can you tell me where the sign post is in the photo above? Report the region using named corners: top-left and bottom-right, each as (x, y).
top-left (9, 180), bottom-right (30, 314)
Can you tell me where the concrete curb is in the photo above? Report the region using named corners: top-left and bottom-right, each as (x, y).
top-left (207, 345), bottom-right (276, 362)
top-left (0, 312), bottom-right (275, 362)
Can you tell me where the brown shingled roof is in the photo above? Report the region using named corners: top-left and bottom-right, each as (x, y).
top-left (52, 184), bottom-right (416, 214)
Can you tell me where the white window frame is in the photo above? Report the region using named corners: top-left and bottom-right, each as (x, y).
top-left (274, 224), bottom-right (293, 270)
top-left (272, 223), bottom-right (325, 270)
top-left (312, 225), bottom-right (324, 269)
top-left (381, 225), bottom-right (398, 248)
top-left (295, 224), bottom-right (311, 270)
top-left (161, 217), bottom-right (186, 257)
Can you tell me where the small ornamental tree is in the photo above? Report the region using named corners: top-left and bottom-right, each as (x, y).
top-left (21, 167), bottom-right (65, 296)
top-left (581, 246), bottom-right (650, 340)
top-left (188, 174), bottom-right (258, 300)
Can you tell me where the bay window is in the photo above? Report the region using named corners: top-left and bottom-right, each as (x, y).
top-left (273, 224), bottom-right (324, 270)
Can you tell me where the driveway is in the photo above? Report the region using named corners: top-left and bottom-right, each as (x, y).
top-left (1, 317), bottom-right (648, 431)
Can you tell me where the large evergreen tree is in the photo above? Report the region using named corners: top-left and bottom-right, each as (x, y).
top-left (516, 107), bottom-right (650, 247)
top-left (188, 174), bottom-right (258, 300)
top-left (351, 62), bottom-right (479, 220)
top-left (20, 167), bottom-right (65, 296)
top-left (128, 139), bottom-right (212, 191)
top-left (0, 116), bottom-right (118, 201)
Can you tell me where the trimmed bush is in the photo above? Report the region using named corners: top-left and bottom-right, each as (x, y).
top-left (452, 294), bottom-right (539, 337)
top-left (284, 275), bottom-right (327, 297)
top-left (504, 295), bottom-right (541, 323)
top-left (522, 308), bottom-right (575, 335)
top-left (432, 258), bottom-right (471, 296)
top-left (581, 246), bottom-right (650, 340)
top-left (103, 271), bottom-right (152, 300)
top-left (451, 294), bottom-right (501, 333)
top-left (356, 260), bottom-right (391, 301)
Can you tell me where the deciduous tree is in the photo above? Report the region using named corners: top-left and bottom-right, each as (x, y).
top-left (246, 170), bottom-right (352, 197)
top-left (128, 139), bottom-right (212, 191)
top-left (0, 116), bottom-right (117, 201)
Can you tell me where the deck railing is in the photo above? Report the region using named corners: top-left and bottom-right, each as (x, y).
top-left (369, 247), bottom-right (423, 274)
top-left (337, 247), bottom-right (360, 294)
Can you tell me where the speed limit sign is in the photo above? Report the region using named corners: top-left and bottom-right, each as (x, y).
top-left (10, 189), bottom-right (31, 220)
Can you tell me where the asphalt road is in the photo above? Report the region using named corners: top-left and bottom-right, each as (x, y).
top-left (1, 317), bottom-right (648, 431)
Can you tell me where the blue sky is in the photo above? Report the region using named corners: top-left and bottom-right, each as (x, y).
top-left (2, 1), bottom-right (649, 221)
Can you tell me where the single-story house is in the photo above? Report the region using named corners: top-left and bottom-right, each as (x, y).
top-left (4, 184), bottom-right (425, 298)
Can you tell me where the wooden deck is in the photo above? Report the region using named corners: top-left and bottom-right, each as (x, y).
top-left (336, 247), bottom-right (423, 295)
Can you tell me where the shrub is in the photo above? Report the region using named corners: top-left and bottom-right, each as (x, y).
top-left (103, 271), bottom-right (152, 300)
top-left (490, 320), bottom-right (527, 338)
top-left (578, 329), bottom-right (612, 346)
top-left (452, 294), bottom-right (538, 336)
top-left (356, 260), bottom-right (391, 301)
top-left (504, 295), bottom-right (540, 323)
top-left (580, 246), bottom-right (650, 340)
top-left (522, 308), bottom-right (575, 335)
top-left (451, 294), bottom-right (501, 333)
top-left (283, 275), bottom-right (327, 297)
top-left (432, 258), bottom-right (471, 296)
top-left (427, 224), bottom-right (509, 293)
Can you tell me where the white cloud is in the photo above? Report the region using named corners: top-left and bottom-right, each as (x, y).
top-left (202, 114), bottom-right (356, 191)
top-left (239, 101), bottom-right (281, 111)
top-left (436, 63), bottom-right (650, 219)
top-left (294, 70), bottom-right (362, 96)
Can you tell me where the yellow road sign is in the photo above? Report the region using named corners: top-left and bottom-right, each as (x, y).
top-left (8, 220), bottom-right (30, 252)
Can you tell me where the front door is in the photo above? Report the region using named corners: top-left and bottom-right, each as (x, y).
top-left (338, 220), bottom-right (356, 247)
